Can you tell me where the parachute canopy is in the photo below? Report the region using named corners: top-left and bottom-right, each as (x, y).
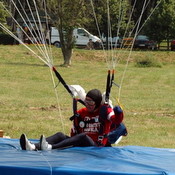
top-left (1, 138), bottom-right (175, 175)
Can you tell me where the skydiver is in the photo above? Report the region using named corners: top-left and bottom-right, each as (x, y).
top-left (20, 89), bottom-right (127, 150)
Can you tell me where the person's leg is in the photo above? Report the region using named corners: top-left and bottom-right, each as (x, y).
top-left (107, 123), bottom-right (127, 145)
top-left (20, 132), bottom-right (96, 150)
top-left (42, 133), bottom-right (96, 150)
top-left (20, 132), bottom-right (69, 150)
top-left (35, 132), bottom-right (69, 150)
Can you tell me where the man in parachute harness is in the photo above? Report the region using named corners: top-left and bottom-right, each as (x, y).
top-left (20, 89), bottom-right (127, 150)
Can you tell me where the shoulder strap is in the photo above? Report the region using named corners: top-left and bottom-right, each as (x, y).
top-left (98, 105), bottom-right (108, 134)
top-left (99, 105), bottom-right (108, 120)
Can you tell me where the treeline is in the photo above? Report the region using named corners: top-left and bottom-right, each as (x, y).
top-left (1, 0), bottom-right (175, 46)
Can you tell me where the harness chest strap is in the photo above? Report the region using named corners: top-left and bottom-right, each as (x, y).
top-left (72, 105), bottom-right (111, 145)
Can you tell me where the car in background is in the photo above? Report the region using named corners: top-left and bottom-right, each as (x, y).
top-left (134, 35), bottom-right (157, 50)
top-left (171, 40), bottom-right (175, 51)
top-left (101, 35), bottom-right (122, 48)
top-left (122, 37), bottom-right (134, 48)
top-left (51, 27), bottom-right (101, 49)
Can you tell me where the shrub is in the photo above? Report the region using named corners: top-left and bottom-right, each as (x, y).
top-left (0, 33), bottom-right (18, 45)
top-left (135, 56), bottom-right (162, 68)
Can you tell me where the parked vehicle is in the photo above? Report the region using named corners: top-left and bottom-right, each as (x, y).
top-left (122, 37), bottom-right (134, 48)
top-left (51, 27), bottom-right (101, 49)
top-left (171, 40), bottom-right (175, 51)
top-left (101, 35), bottom-right (122, 48)
top-left (134, 35), bottom-right (157, 50)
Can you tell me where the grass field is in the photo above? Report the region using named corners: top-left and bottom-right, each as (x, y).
top-left (0, 45), bottom-right (175, 148)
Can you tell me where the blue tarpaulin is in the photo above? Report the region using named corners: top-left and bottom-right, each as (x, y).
top-left (0, 138), bottom-right (175, 175)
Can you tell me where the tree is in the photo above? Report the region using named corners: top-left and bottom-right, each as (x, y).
top-left (86, 0), bottom-right (130, 39)
top-left (47, 0), bottom-right (132, 65)
top-left (129, 0), bottom-right (159, 29)
top-left (0, 1), bottom-right (9, 32)
top-left (47, 0), bottom-right (88, 67)
top-left (143, 0), bottom-right (175, 49)
top-left (0, 0), bottom-right (46, 31)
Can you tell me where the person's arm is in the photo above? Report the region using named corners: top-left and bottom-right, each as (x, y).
top-left (107, 106), bottom-right (124, 125)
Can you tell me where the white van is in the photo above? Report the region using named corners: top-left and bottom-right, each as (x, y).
top-left (51, 27), bottom-right (101, 48)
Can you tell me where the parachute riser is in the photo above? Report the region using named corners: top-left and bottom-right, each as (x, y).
top-left (70, 98), bottom-right (85, 121)
top-left (105, 69), bottom-right (115, 103)
top-left (52, 66), bottom-right (74, 98)
top-left (52, 66), bottom-right (86, 121)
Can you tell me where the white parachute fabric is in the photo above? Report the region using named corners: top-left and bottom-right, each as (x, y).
top-left (68, 85), bottom-right (86, 101)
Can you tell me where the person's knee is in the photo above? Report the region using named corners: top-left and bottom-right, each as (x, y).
top-left (55, 132), bottom-right (68, 139)
top-left (78, 133), bottom-right (95, 146)
top-left (108, 123), bottom-right (127, 144)
top-left (78, 133), bottom-right (87, 139)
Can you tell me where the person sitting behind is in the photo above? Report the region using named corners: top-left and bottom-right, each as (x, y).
top-left (86, 39), bottom-right (94, 50)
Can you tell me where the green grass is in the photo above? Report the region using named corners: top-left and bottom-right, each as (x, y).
top-left (0, 45), bottom-right (175, 148)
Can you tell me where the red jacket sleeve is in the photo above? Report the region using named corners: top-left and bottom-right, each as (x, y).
top-left (108, 106), bottom-right (124, 125)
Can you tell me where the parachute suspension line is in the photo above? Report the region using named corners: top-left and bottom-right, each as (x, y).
top-left (0, 1), bottom-right (69, 133)
top-left (43, 0), bottom-right (54, 64)
top-left (24, 0), bottom-right (48, 55)
top-left (90, 0), bottom-right (109, 70)
top-left (90, 0), bottom-right (162, 105)
top-left (49, 69), bottom-right (65, 134)
top-left (0, 23), bottom-right (51, 67)
top-left (11, 0), bottom-right (51, 64)
top-left (105, 0), bottom-right (119, 102)
top-left (112, 0), bottom-right (133, 68)
top-left (105, 0), bottom-right (136, 104)
top-left (137, 0), bottom-right (162, 35)
top-left (112, 0), bottom-right (124, 68)
top-left (106, 0), bottom-right (115, 70)
top-left (35, 0), bottom-right (73, 134)
top-left (1, 0), bottom-right (52, 67)
top-left (113, 3), bottom-right (136, 103)
top-left (24, 0), bottom-right (52, 65)
top-left (90, 0), bottom-right (104, 50)
top-left (129, 0), bottom-right (150, 38)
top-left (117, 0), bottom-right (151, 102)
top-left (115, 0), bottom-right (161, 67)
top-left (39, 151), bottom-right (53, 175)
top-left (31, 0), bottom-right (52, 65)
top-left (17, 0), bottom-right (53, 66)
top-left (90, 0), bottom-right (121, 102)
top-left (113, 0), bottom-right (138, 68)
top-left (90, 0), bottom-right (116, 105)
top-left (90, 0), bottom-right (115, 71)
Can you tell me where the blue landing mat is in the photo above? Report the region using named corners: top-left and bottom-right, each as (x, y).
top-left (0, 138), bottom-right (175, 175)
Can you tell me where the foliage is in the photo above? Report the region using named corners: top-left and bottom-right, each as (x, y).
top-left (0, 1), bottom-right (9, 33)
top-left (85, 0), bottom-right (130, 37)
top-left (1, 0), bottom-right (175, 61)
top-left (46, 0), bottom-right (89, 66)
top-left (45, 0), bottom-right (131, 66)
top-left (135, 56), bottom-right (162, 68)
top-left (143, 0), bottom-right (175, 45)
top-left (129, 0), bottom-right (159, 28)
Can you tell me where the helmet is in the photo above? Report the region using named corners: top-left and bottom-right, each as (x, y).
top-left (86, 89), bottom-right (102, 109)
